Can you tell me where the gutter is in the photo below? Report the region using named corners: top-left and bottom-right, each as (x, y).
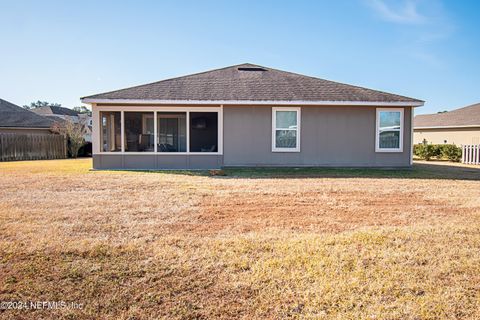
top-left (81, 98), bottom-right (424, 107)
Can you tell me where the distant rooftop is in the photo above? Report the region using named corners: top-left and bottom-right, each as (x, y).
top-left (0, 98), bottom-right (54, 128)
top-left (414, 103), bottom-right (480, 128)
top-left (32, 105), bottom-right (79, 116)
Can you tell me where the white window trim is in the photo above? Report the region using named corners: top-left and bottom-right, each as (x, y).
top-left (375, 107), bottom-right (404, 153)
top-left (94, 105), bottom-right (223, 155)
top-left (272, 107), bottom-right (301, 152)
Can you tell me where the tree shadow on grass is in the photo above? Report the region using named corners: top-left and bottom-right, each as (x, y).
top-left (111, 161), bottom-right (480, 181)
top-left (410, 162), bottom-right (480, 181)
top-left (219, 162), bottom-right (480, 181)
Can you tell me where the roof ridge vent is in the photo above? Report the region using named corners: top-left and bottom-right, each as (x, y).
top-left (237, 67), bottom-right (266, 71)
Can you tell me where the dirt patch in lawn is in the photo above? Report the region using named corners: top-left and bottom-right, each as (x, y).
top-left (191, 178), bottom-right (475, 235)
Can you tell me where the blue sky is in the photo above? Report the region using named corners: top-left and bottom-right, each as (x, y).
top-left (0, 0), bottom-right (478, 114)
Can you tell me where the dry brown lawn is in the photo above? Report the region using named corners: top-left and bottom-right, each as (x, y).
top-left (0, 159), bottom-right (479, 319)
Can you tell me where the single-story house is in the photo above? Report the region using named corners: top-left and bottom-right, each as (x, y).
top-left (80, 63), bottom-right (423, 169)
top-left (0, 98), bottom-right (54, 134)
top-left (414, 103), bottom-right (480, 145)
top-left (32, 105), bottom-right (93, 142)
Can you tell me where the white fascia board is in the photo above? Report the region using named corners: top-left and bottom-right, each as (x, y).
top-left (414, 125), bottom-right (480, 129)
top-left (82, 98), bottom-right (424, 107)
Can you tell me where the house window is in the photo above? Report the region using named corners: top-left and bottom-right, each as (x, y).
top-left (100, 112), bottom-right (121, 152)
top-left (272, 107), bottom-right (300, 152)
top-left (124, 112), bottom-right (155, 152)
top-left (189, 112), bottom-right (218, 152)
top-left (157, 112), bottom-right (187, 152)
top-left (376, 108), bottom-right (403, 152)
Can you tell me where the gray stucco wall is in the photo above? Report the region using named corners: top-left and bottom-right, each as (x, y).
top-left (223, 105), bottom-right (412, 167)
top-left (93, 154), bottom-right (223, 170)
top-left (92, 105), bottom-right (412, 169)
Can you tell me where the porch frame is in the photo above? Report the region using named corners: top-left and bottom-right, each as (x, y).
top-left (92, 104), bottom-right (224, 156)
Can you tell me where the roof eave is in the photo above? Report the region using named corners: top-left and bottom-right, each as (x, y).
top-left (81, 98), bottom-right (424, 107)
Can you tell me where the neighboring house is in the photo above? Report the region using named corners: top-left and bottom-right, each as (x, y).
top-left (32, 105), bottom-right (92, 142)
top-left (79, 114), bottom-right (93, 143)
top-left (81, 63), bottom-right (423, 170)
top-left (0, 98), bottom-right (54, 134)
top-left (414, 103), bottom-right (480, 145)
top-left (32, 105), bottom-right (80, 121)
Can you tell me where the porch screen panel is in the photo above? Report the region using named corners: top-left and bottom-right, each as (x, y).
top-left (189, 112), bottom-right (218, 152)
top-left (124, 112), bottom-right (154, 152)
top-left (100, 111), bottom-right (121, 152)
top-left (157, 112), bottom-right (187, 152)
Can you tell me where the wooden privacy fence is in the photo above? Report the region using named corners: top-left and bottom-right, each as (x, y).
top-left (0, 133), bottom-right (67, 161)
top-left (462, 144), bottom-right (480, 165)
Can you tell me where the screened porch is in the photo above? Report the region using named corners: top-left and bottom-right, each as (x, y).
top-left (96, 107), bottom-right (222, 154)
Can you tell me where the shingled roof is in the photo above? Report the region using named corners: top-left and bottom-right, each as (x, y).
top-left (0, 98), bottom-right (54, 128)
top-left (32, 105), bottom-right (79, 116)
top-left (82, 63), bottom-right (423, 105)
top-left (414, 103), bottom-right (480, 128)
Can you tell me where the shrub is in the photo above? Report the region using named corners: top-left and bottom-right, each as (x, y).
top-left (413, 144), bottom-right (422, 157)
top-left (416, 144), bottom-right (437, 161)
top-left (414, 143), bottom-right (462, 162)
top-left (441, 144), bottom-right (462, 162)
top-left (431, 144), bottom-right (443, 158)
top-left (413, 141), bottom-right (441, 159)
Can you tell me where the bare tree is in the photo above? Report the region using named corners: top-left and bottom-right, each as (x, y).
top-left (51, 119), bottom-right (87, 158)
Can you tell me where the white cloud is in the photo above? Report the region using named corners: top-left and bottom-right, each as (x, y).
top-left (365, 0), bottom-right (426, 24)
top-left (364, 0), bottom-right (454, 67)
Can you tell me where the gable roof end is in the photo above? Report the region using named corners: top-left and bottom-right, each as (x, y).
top-left (81, 63), bottom-right (423, 106)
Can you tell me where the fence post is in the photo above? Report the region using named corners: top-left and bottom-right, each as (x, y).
top-left (462, 144), bottom-right (480, 165)
top-left (473, 145), bottom-right (476, 165)
top-left (475, 145), bottom-right (480, 164)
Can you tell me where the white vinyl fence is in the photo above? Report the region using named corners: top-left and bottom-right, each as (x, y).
top-left (462, 144), bottom-right (480, 165)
